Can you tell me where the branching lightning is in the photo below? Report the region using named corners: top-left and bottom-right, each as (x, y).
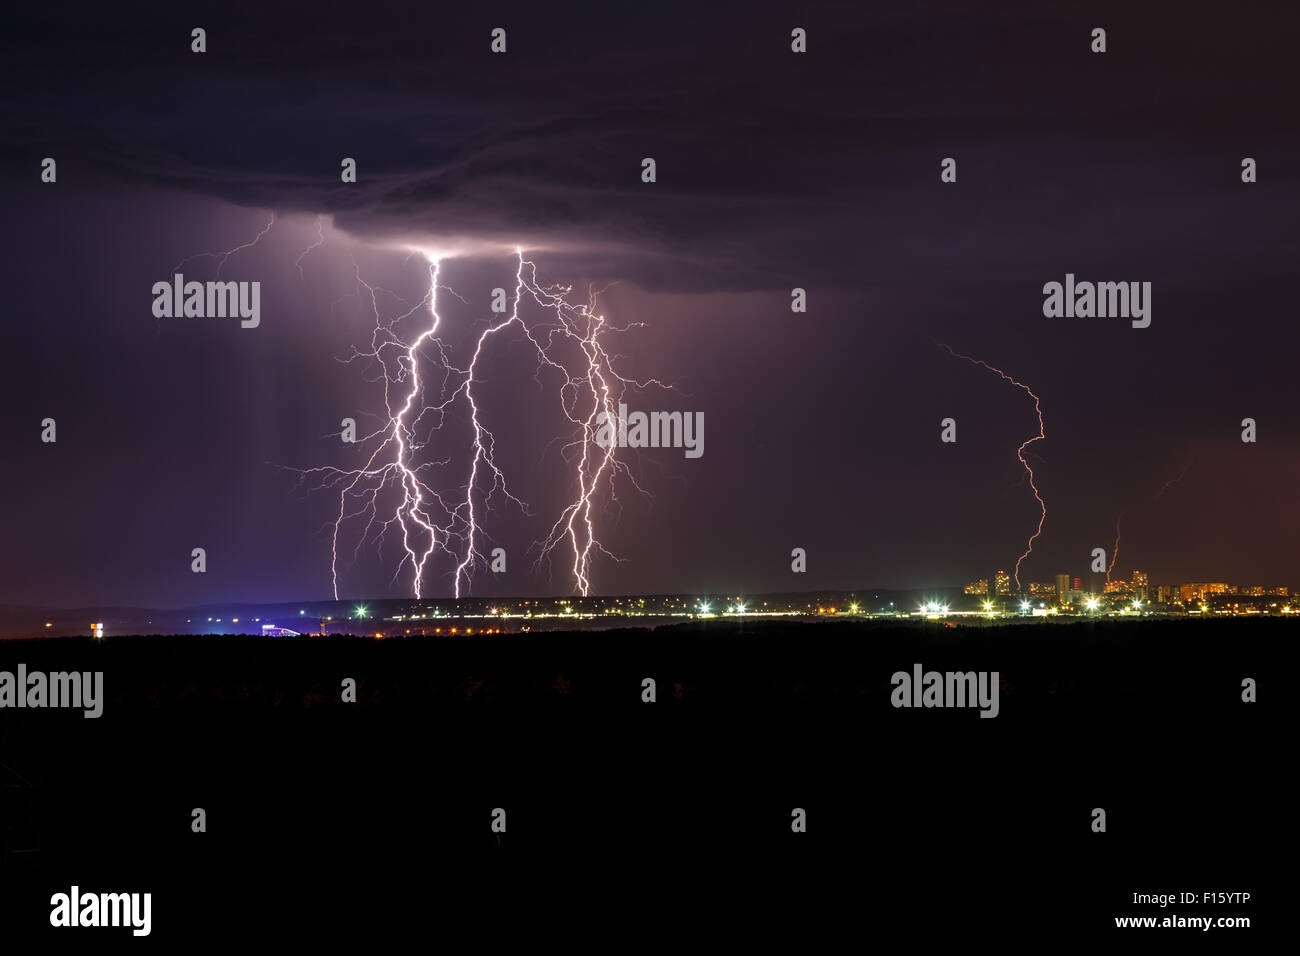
top-left (287, 240), bottom-right (665, 600)
top-left (175, 212), bottom-right (667, 600)
top-left (939, 343), bottom-right (1047, 591)
top-left (515, 255), bottom-right (669, 596)
top-left (173, 213), bottom-right (277, 277)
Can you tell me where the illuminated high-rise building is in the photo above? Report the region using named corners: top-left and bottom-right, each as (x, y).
top-left (1131, 570), bottom-right (1148, 600)
top-left (994, 570), bottom-right (1011, 596)
top-left (964, 579), bottom-right (989, 596)
top-left (1055, 574), bottom-right (1070, 602)
top-left (1182, 582), bottom-right (1231, 602)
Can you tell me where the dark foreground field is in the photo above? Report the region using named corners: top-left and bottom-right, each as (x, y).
top-left (0, 618), bottom-right (1289, 944)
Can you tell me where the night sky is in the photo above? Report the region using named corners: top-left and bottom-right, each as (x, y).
top-left (1, 1), bottom-right (1297, 609)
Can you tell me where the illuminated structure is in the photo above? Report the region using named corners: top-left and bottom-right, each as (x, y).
top-left (261, 624), bottom-right (301, 637)
top-left (1055, 573), bottom-right (1070, 602)
top-left (995, 570), bottom-right (1012, 596)
top-left (292, 249), bottom-right (666, 603)
top-left (964, 579), bottom-right (989, 596)
top-left (1181, 583), bottom-right (1231, 602)
top-left (90, 622), bottom-right (103, 639)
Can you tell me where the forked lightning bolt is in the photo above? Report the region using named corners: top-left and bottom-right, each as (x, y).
top-left (939, 344), bottom-right (1047, 591)
top-left (173, 213), bottom-right (277, 277)
top-left (293, 247), bottom-right (665, 600)
top-left (173, 214), bottom-right (665, 601)
top-left (515, 255), bottom-right (669, 596)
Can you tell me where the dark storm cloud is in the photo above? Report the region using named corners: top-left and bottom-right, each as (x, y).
top-left (4, 1), bottom-right (1297, 292)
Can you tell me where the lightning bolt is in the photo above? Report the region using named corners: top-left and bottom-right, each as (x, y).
top-left (1107, 513), bottom-right (1123, 581)
top-left (294, 215), bottom-right (325, 278)
top-left (1154, 461), bottom-right (1191, 500)
top-left (939, 343), bottom-right (1047, 592)
top-left (172, 213), bottom-right (669, 601)
top-left (171, 214), bottom-right (473, 601)
top-left (518, 255), bottom-right (670, 595)
top-left (285, 244), bottom-right (666, 600)
top-left (1109, 462), bottom-right (1190, 582)
top-left (173, 212), bottom-right (277, 277)
top-left (290, 256), bottom-right (455, 600)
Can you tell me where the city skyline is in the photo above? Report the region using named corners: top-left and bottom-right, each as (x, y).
top-left (1, 571), bottom-right (1293, 641)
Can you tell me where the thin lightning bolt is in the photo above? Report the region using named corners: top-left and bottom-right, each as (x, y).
top-left (520, 254), bottom-right (667, 595)
top-left (1107, 514), bottom-right (1123, 581)
top-left (287, 246), bottom-right (666, 600)
top-left (173, 212), bottom-right (277, 277)
top-left (391, 257), bottom-right (445, 598)
top-left (1109, 462), bottom-right (1190, 582)
top-left (1154, 462), bottom-right (1191, 500)
top-left (939, 343), bottom-right (1047, 592)
top-left (159, 212), bottom-right (279, 341)
top-left (295, 215), bottom-right (325, 278)
top-left (293, 257), bottom-right (454, 600)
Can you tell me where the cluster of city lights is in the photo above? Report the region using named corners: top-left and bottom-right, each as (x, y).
top-left (71, 587), bottom-right (1290, 642)
top-left (920, 600), bottom-right (950, 619)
